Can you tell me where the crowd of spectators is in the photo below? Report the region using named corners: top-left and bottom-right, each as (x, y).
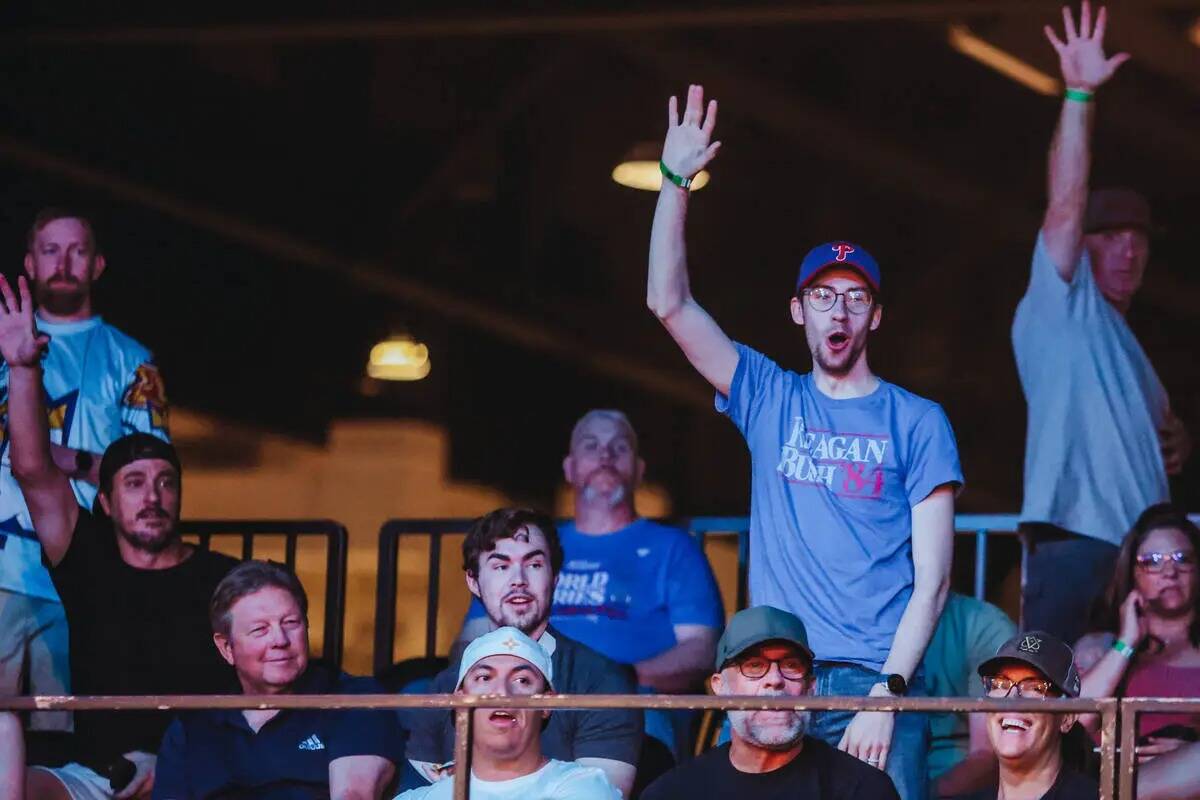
top-left (0, 4), bottom-right (1198, 800)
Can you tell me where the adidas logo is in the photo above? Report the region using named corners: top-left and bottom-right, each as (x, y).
top-left (298, 734), bottom-right (325, 751)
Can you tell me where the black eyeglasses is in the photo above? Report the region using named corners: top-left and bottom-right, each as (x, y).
top-left (1135, 550), bottom-right (1197, 573)
top-left (981, 676), bottom-right (1060, 699)
top-left (801, 285), bottom-right (874, 314)
top-left (733, 656), bottom-right (811, 682)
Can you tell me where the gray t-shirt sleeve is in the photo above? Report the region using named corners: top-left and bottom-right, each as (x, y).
top-left (570, 659), bottom-right (643, 765)
top-left (401, 666), bottom-right (457, 764)
top-left (1020, 232), bottom-right (1102, 325)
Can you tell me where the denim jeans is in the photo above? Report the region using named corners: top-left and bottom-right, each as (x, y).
top-left (1021, 524), bottom-right (1119, 647)
top-left (809, 662), bottom-right (929, 800)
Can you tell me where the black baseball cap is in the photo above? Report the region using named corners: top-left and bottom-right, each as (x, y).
top-left (715, 606), bottom-right (814, 671)
top-left (1084, 188), bottom-right (1153, 235)
top-left (978, 631), bottom-right (1081, 698)
top-left (98, 433), bottom-right (181, 493)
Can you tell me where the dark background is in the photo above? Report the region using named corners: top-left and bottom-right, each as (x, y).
top-left (1, 0), bottom-right (1197, 519)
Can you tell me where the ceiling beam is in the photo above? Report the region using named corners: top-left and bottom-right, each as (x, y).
top-left (12, 1), bottom-right (1197, 46)
top-left (0, 132), bottom-right (712, 408)
top-left (619, 37), bottom-right (1039, 232)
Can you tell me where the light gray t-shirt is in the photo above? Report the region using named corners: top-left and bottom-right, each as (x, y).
top-left (1012, 233), bottom-right (1169, 545)
top-left (396, 760), bottom-right (621, 800)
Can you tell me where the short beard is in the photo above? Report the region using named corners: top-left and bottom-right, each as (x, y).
top-left (728, 707), bottom-right (810, 751)
top-left (580, 482), bottom-right (627, 509)
top-left (34, 281), bottom-right (88, 318)
top-left (811, 335), bottom-right (867, 378)
top-left (491, 601), bottom-right (547, 637)
top-left (116, 520), bottom-right (178, 554)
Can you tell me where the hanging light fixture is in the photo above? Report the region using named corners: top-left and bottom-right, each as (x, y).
top-left (612, 141), bottom-right (710, 192)
top-left (367, 333), bottom-right (431, 381)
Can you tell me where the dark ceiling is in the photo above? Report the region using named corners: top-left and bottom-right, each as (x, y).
top-left (1, 1), bottom-right (1198, 519)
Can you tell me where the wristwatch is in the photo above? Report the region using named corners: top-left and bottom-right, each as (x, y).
top-left (884, 674), bottom-right (908, 696)
top-left (74, 449), bottom-right (94, 477)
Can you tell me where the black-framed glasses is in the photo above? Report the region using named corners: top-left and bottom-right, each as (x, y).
top-left (1135, 550), bottom-right (1197, 573)
top-left (982, 675), bottom-right (1059, 699)
top-left (801, 285), bottom-right (874, 314)
top-left (734, 656), bottom-right (811, 682)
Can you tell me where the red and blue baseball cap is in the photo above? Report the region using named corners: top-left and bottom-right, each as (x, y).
top-left (795, 241), bottom-right (881, 294)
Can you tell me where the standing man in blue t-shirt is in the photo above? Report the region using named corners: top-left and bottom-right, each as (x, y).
top-left (0, 209), bottom-right (170, 734)
top-left (646, 85), bottom-right (962, 800)
top-left (1013, 2), bottom-right (1190, 648)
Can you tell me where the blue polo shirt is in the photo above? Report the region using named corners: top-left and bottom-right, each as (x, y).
top-left (153, 664), bottom-right (405, 800)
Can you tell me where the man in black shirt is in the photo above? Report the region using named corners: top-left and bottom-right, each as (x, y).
top-left (0, 274), bottom-right (237, 800)
top-left (956, 631), bottom-right (1097, 800)
top-left (642, 606), bottom-right (900, 800)
top-left (403, 508), bottom-right (642, 798)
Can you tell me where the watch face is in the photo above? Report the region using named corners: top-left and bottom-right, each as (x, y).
top-left (886, 674), bottom-right (907, 696)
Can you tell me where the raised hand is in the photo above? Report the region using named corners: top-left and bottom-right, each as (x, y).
top-left (661, 84), bottom-right (721, 181)
top-left (1118, 589), bottom-right (1146, 648)
top-left (1044, 2), bottom-right (1130, 91)
top-left (0, 275), bottom-right (49, 368)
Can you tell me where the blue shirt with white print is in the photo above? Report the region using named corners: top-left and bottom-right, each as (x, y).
top-left (718, 342), bottom-right (962, 669)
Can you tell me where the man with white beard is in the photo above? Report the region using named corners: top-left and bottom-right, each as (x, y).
top-left (466, 410), bottom-right (722, 692)
top-left (641, 607), bottom-right (900, 799)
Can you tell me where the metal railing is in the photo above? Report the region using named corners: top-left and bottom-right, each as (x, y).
top-left (0, 693), bottom-right (1129, 800)
top-left (183, 519), bottom-right (348, 670)
top-left (373, 514), bottom-right (1025, 673)
top-left (1116, 697), bottom-right (1200, 800)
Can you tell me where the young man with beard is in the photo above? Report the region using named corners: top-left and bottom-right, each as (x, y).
top-left (405, 508), bottom-right (642, 798)
top-left (459, 410), bottom-right (723, 754)
top-left (154, 561), bottom-right (402, 799)
top-left (642, 606), bottom-right (899, 800)
top-left (1014, 1), bottom-right (1191, 648)
top-left (398, 627), bottom-right (621, 800)
top-left (0, 210), bottom-right (170, 735)
top-left (957, 632), bottom-right (1096, 800)
top-left (646, 85), bottom-right (962, 800)
top-left (0, 274), bottom-right (235, 800)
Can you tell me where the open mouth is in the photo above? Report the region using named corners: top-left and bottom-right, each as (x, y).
top-left (826, 331), bottom-right (850, 351)
top-left (488, 710), bottom-right (519, 728)
top-left (505, 594), bottom-right (534, 607)
top-left (1000, 717), bottom-right (1032, 733)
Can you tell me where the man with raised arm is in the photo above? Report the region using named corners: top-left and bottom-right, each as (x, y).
top-left (0, 274), bottom-right (236, 800)
top-left (1014, 2), bottom-right (1190, 648)
top-left (0, 209), bottom-right (171, 735)
top-left (646, 85), bottom-right (962, 800)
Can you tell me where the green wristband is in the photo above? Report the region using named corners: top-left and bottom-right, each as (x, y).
top-left (1113, 639), bottom-right (1136, 659)
top-left (659, 160), bottom-right (694, 190)
top-left (1065, 87), bottom-right (1094, 103)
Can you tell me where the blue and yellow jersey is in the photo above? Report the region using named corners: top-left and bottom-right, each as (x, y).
top-left (0, 315), bottom-right (169, 600)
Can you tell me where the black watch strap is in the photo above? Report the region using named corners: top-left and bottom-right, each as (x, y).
top-left (75, 449), bottom-right (94, 476)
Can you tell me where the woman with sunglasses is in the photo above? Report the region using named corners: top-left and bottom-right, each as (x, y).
top-left (1074, 503), bottom-right (1200, 762)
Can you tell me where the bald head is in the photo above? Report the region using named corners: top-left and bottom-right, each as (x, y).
top-left (569, 410), bottom-right (638, 453)
top-left (564, 409), bottom-right (644, 517)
